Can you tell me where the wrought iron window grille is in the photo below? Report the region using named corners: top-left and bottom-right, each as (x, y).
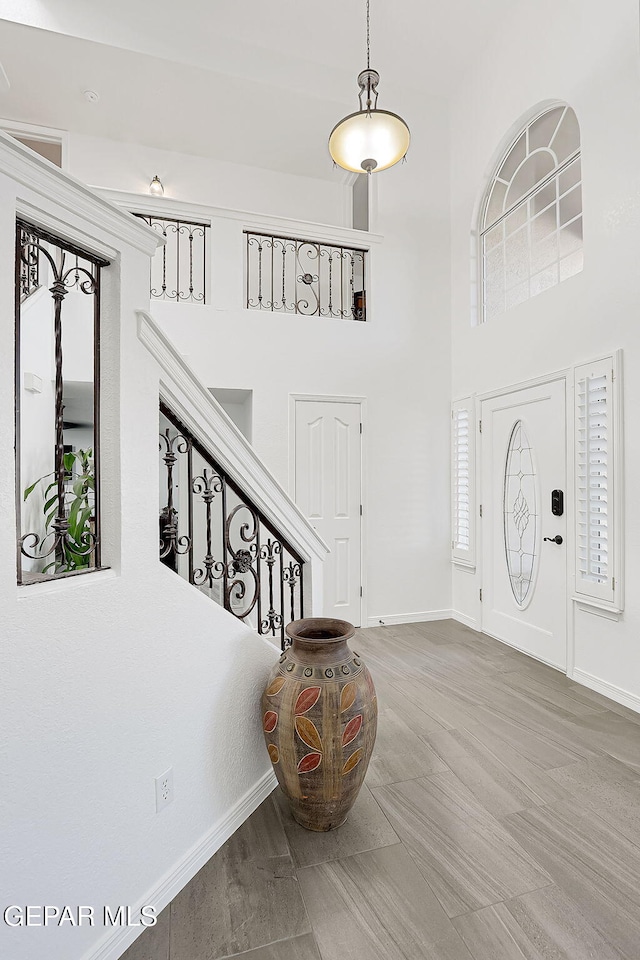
top-left (133, 213), bottom-right (209, 304)
top-left (159, 402), bottom-right (305, 649)
top-left (19, 228), bottom-right (40, 302)
top-left (15, 220), bottom-right (109, 585)
top-left (245, 231), bottom-right (367, 321)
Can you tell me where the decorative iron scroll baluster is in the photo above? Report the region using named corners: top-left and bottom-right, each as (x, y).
top-left (159, 402), bottom-right (305, 649)
top-left (187, 442), bottom-right (194, 585)
top-left (19, 230), bottom-right (40, 302)
top-left (132, 214), bottom-right (209, 304)
top-left (161, 230), bottom-right (167, 297)
top-left (159, 429), bottom-right (192, 561)
top-left (283, 561), bottom-right (302, 623)
top-left (245, 231), bottom-right (367, 321)
top-left (350, 252), bottom-right (355, 317)
top-left (15, 221), bottom-right (109, 584)
top-left (192, 469), bottom-right (224, 587)
top-left (175, 221), bottom-right (180, 302)
top-left (259, 538), bottom-right (283, 636)
top-left (279, 548), bottom-right (285, 639)
top-left (225, 503), bottom-right (260, 618)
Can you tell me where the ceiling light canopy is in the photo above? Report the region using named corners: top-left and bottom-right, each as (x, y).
top-left (329, 0), bottom-right (410, 175)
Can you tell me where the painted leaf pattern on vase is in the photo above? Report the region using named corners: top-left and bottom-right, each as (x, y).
top-left (263, 711), bottom-right (278, 733)
top-left (295, 686), bottom-right (321, 715)
top-left (340, 681), bottom-right (356, 713)
top-left (298, 752), bottom-right (322, 774)
top-left (342, 714), bottom-right (363, 747)
top-left (295, 716), bottom-right (323, 752)
top-left (342, 748), bottom-right (363, 775)
top-left (268, 744), bottom-right (279, 764)
top-left (266, 676), bottom-right (286, 697)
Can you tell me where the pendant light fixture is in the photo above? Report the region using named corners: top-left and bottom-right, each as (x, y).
top-left (329, 0), bottom-right (410, 175)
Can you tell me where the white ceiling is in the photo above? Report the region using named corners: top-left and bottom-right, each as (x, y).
top-left (0, 1), bottom-right (518, 180)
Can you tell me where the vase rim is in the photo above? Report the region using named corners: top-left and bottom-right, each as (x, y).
top-left (286, 617), bottom-right (355, 644)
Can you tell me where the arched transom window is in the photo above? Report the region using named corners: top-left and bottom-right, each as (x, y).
top-left (481, 105), bottom-right (582, 323)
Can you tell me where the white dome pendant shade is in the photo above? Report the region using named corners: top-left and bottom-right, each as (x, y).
top-left (329, 2), bottom-right (410, 175)
top-left (329, 96), bottom-right (411, 174)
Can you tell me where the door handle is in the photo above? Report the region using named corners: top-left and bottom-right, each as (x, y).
top-left (543, 535), bottom-right (563, 545)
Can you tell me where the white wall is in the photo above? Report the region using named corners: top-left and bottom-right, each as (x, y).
top-left (67, 132), bottom-right (351, 228)
top-left (449, 0), bottom-right (640, 703)
top-left (1, 148), bottom-right (279, 960)
top-left (132, 105), bottom-right (453, 626)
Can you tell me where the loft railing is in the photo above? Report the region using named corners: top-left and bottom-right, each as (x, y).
top-left (245, 231), bottom-right (367, 320)
top-left (134, 214), bottom-right (209, 304)
top-left (159, 401), bottom-right (304, 648)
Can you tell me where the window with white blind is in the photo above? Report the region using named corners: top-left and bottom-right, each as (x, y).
top-left (452, 398), bottom-right (475, 565)
top-left (574, 354), bottom-right (623, 608)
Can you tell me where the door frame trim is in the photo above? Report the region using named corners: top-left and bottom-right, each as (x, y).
top-left (478, 370), bottom-right (573, 673)
top-left (289, 393), bottom-right (367, 627)
top-left (477, 367), bottom-right (569, 402)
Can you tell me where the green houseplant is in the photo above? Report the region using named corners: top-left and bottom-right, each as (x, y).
top-left (23, 448), bottom-right (95, 573)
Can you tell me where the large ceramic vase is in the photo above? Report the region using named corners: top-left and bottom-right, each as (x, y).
top-left (261, 617), bottom-right (377, 832)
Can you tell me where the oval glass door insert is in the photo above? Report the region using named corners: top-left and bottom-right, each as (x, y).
top-left (503, 420), bottom-right (538, 606)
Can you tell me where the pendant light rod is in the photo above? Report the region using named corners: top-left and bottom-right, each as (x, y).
top-left (361, 0), bottom-right (376, 114)
top-left (366, 0), bottom-right (370, 72)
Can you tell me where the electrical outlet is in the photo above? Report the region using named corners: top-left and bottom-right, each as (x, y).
top-left (154, 768), bottom-right (174, 812)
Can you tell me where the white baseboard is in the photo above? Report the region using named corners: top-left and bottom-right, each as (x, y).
top-left (451, 610), bottom-right (480, 630)
top-left (366, 610), bottom-right (452, 628)
top-left (83, 768), bottom-right (278, 960)
top-left (571, 668), bottom-right (640, 716)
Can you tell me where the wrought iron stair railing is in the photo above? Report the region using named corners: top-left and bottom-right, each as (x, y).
top-left (159, 401), bottom-right (304, 649)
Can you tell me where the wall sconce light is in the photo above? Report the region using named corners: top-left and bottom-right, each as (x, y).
top-left (149, 175), bottom-right (164, 196)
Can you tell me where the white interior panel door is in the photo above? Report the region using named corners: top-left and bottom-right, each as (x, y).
top-left (294, 400), bottom-right (362, 625)
top-left (482, 380), bottom-right (567, 669)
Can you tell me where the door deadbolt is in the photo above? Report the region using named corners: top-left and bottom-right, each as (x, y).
top-left (543, 535), bottom-right (563, 545)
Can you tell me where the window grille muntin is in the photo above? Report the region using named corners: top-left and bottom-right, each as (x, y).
top-left (15, 220), bottom-right (108, 584)
top-left (481, 106), bottom-right (582, 323)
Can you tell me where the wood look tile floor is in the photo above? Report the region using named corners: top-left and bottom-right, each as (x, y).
top-left (121, 620), bottom-right (640, 960)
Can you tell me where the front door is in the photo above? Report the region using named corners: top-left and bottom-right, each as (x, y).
top-left (481, 379), bottom-right (567, 669)
top-left (293, 399), bottom-right (362, 625)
